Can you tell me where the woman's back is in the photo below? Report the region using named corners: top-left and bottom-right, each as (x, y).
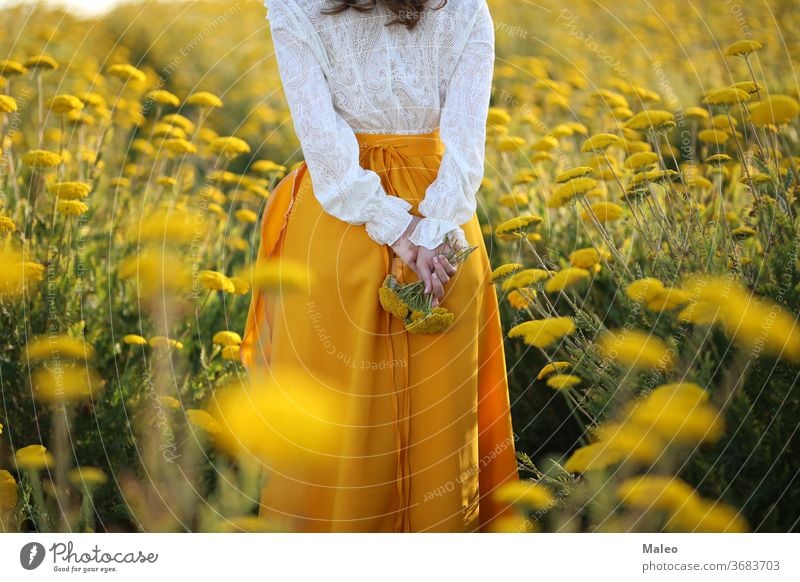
top-left (266, 0), bottom-right (490, 134)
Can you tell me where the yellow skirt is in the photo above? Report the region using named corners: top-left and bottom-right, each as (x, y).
top-left (240, 129), bottom-right (519, 532)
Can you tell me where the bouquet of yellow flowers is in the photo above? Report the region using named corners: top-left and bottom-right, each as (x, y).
top-left (378, 234), bottom-right (476, 334)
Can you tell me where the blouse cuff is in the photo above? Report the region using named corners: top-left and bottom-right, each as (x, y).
top-left (364, 194), bottom-right (415, 247)
top-left (408, 217), bottom-right (468, 251)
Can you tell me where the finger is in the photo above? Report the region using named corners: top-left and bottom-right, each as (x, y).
top-left (418, 262), bottom-right (433, 294)
top-left (437, 255), bottom-right (457, 276)
top-left (431, 271), bottom-right (445, 299)
top-left (433, 257), bottom-right (450, 284)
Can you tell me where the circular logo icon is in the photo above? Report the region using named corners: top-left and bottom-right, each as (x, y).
top-left (20, 542), bottom-right (46, 570)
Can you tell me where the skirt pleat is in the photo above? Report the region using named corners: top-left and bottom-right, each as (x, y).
top-left (240, 129), bottom-right (519, 532)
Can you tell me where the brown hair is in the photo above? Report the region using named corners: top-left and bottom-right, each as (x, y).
top-left (321, 0), bottom-right (448, 30)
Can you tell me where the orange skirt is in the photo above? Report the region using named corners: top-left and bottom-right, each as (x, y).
top-left (239, 128), bottom-right (519, 532)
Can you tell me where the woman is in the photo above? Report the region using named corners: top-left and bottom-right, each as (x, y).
top-left (240, 0), bottom-right (519, 533)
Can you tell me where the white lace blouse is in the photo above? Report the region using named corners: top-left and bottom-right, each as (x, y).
top-left (263, 0), bottom-right (495, 250)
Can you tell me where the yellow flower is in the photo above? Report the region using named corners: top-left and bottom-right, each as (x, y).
top-left (210, 136), bottom-right (251, 158)
top-left (378, 283), bottom-right (410, 319)
top-left (0, 59), bottom-right (28, 76)
top-left (31, 365), bottom-right (104, 404)
top-left (185, 91), bottom-right (224, 108)
top-left (493, 481), bottom-right (554, 509)
top-left (0, 216), bottom-right (14, 234)
top-left (405, 307), bottom-right (455, 334)
top-left (724, 39), bottom-right (762, 57)
top-left (623, 110), bottom-right (675, 131)
top-left (106, 63), bottom-right (146, 83)
top-left (243, 259), bottom-right (311, 292)
top-left (702, 87), bottom-right (751, 107)
top-left (24, 54), bottom-right (59, 70)
top-left (568, 248), bottom-right (608, 269)
top-left (147, 90), bottom-right (181, 107)
top-left (0, 469), bottom-right (18, 512)
top-left (46, 94), bottom-right (83, 114)
top-left (487, 107), bottom-right (511, 126)
top-left (506, 288), bottom-right (536, 309)
top-left (251, 159), bottom-right (287, 174)
top-left (624, 151), bottom-right (659, 171)
top-left (581, 133), bottom-right (621, 154)
top-left (186, 409), bottom-right (222, 435)
top-left (564, 441), bottom-right (621, 473)
top-left (78, 92), bottom-right (106, 109)
top-left (161, 113), bottom-right (196, 133)
top-left (705, 153), bottom-right (733, 166)
top-left (731, 226), bottom-right (756, 240)
top-left (234, 208), bottom-right (258, 223)
top-left (550, 177), bottom-right (597, 207)
top-left (148, 336), bottom-right (184, 350)
top-left (489, 515), bottom-right (537, 533)
top-left (625, 278), bottom-right (665, 303)
top-left (25, 335), bottom-right (94, 362)
top-left (617, 475), bottom-right (699, 513)
top-left (162, 138), bottom-right (198, 156)
top-left (502, 268), bottom-right (552, 291)
top-left (555, 166), bottom-right (593, 183)
top-left (494, 214), bottom-right (542, 237)
top-left (645, 288), bottom-right (692, 312)
top-left (198, 270), bottom-right (236, 293)
top-left (0, 251), bottom-right (45, 298)
top-left (497, 135), bottom-right (525, 152)
top-left (598, 329), bottom-right (675, 371)
top-left (133, 209), bottom-right (205, 245)
top-left (537, 361), bottom-right (570, 380)
top-left (152, 123), bottom-right (186, 139)
top-left (646, 382), bottom-right (710, 408)
top-left (57, 200), bottom-right (89, 216)
top-left (221, 345), bottom-right (241, 360)
top-left (581, 201), bottom-right (623, 223)
top-left (490, 263), bottom-right (523, 283)
top-left (531, 135), bottom-right (559, 151)
top-left (117, 247), bottom-right (192, 296)
top-left (627, 398), bottom-right (725, 444)
top-left (68, 467), bottom-right (108, 489)
top-left (748, 95), bottom-right (800, 126)
top-left (545, 373), bottom-right (581, 390)
top-left (544, 267), bottom-right (591, 293)
top-left (666, 497), bottom-right (749, 532)
top-left (497, 192), bottom-right (529, 208)
top-left (213, 331), bottom-right (242, 346)
top-left (683, 276), bottom-right (800, 362)
top-left (123, 334), bottom-right (147, 346)
top-left (508, 317), bottom-right (575, 348)
top-left (21, 149), bottom-right (61, 168)
top-left (208, 369), bottom-right (348, 470)
top-left (15, 444), bottom-right (54, 471)
top-left (47, 181), bottom-right (92, 200)
top-left (229, 276), bottom-right (250, 295)
top-left (592, 422), bottom-right (664, 464)
top-left (0, 95), bottom-right (17, 114)
top-left (697, 128), bottom-right (730, 145)
top-left (158, 396), bottom-right (181, 409)
top-left (677, 300), bottom-right (720, 325)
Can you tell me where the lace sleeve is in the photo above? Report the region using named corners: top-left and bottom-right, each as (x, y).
top-left (266, 0), bottom-right (415, 246)
top-left (408, 1), bottom-right (494, 251)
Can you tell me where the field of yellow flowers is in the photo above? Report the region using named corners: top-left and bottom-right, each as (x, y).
top-left (1, 0), bottom-right (799, 533)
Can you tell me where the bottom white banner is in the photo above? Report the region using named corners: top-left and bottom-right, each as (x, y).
top-left (0, 533), bottom-right (796, 581)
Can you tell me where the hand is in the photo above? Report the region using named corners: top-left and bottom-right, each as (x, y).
top-left (415, 242), bottom-right (458, 308)
top-left (390, 217), bottom-right (422, 276)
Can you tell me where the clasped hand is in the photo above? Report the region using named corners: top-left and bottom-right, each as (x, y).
top-left (390, 217), bottom-right (457, 308)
